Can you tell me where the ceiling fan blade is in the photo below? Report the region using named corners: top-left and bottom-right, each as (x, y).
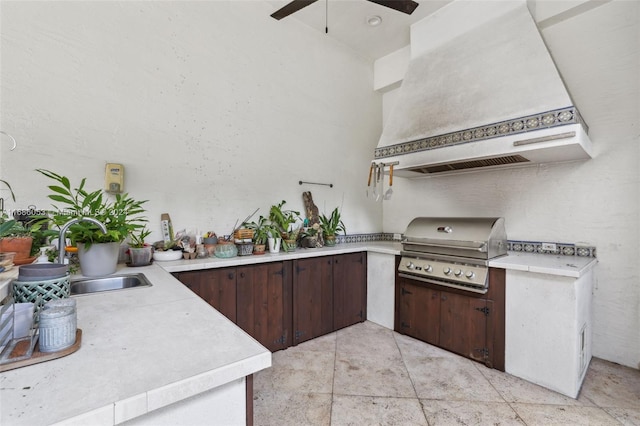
top-left (366, 0), bottom-right (419, 15)
top-left (271, 0), bottom-right (320, 20)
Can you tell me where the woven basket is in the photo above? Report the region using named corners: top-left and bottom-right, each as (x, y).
top-left (12, 275), bottom-right (71, 311)
top-left (234, 229), bottom-right (254, 240)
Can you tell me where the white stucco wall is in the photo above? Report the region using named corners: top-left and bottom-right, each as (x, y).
top-left (0, 1), bottom-right (383, 240)
top-left (380, 0), bottom-right (639, 369)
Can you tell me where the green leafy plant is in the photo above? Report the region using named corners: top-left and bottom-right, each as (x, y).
top-left (0, 179), bottom-right (15, 202)
top-left (246, 215), bottom-right (276, 245)
top-left (36, 169), bottom-right (148, 248)
top-left (268, 200), bottom-right (300, 240)
top-left (319, 207), bottom-right (346, 237)
top-left (0, 218), bottom-right (23, 238)
top-left (129, 226), bottom-right (152, 248)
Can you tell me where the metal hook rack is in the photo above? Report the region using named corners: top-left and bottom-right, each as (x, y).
top-left (299, 181), bottom-right (333, 188)
top-left (0, 131), bottom-right (17, 151)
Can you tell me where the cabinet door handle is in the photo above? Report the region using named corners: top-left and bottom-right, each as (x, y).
top-left (240, 272), bottom-right (245, 278)
top-left (441, 295), bottom-right (447, 301)
top-left (228, 273), bottom-right (234, 280)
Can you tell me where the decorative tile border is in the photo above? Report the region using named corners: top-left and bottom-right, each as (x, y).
top-left (336, 233), bottom-right (396, 244)
top-left (334, 234), bottom-right (597, 258)
top-left (374, 106), bottom-right (587, 159)
top-left (507, 240), bottom-right (596, 258)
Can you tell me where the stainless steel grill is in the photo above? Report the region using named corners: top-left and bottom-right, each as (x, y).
top-left (399, 217), bottom-right (507, 294)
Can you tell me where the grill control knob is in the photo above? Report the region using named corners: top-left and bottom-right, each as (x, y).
top-left (454, 269), bottom-right (463, 277)
top-left (425, 265), bottom-right (433, 273)
top-left (466, 271), bottom-right (475, 279)
top-left (406, 262), bottom-right (415, 270)
top-left (443, 267), bottom-right (452, 275)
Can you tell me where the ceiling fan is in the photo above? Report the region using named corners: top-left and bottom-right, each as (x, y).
top-left (271, 0), bottom-right (419, 20)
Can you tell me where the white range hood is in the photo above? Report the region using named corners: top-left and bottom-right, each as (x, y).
top-left (374, 1), bottom-right (593, 177)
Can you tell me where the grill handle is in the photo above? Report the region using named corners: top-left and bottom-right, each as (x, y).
top-left (398, 272), bottom-right (488, 295)
top-left (402, 240), bottom-right (487, 252)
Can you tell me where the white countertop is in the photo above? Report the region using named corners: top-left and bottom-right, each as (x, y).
top-left (489, 252), bottom-right (597, 278)
top-left (0, 265), bottom-right (271, 426)
top-left (159, 241), bottom-right (402, 273)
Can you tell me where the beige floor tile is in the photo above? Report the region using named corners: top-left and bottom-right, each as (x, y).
top-left (511, 403), bottom-right (621, 425)
top-left (475, 363), bottom-right (592, 406)
top-left (253, 391), bottom-right (332, 426)
top-left (254, 322), bottom-right (640, 425)
top-left (331, 395), bottom-right (427, 426)
top-left (421, 400), bottom-right (525, 425)
top-left (405, 356), bottom-right (504, 402)
top-left (291, 331), bottom-right (337, 353)
top-left (255, 349), bottom-right (335, 394)
top-left (394, 332), bottom-right (460, 359)
top-left (333, 355), bottom-right (416, 398)
top-left (336, 321), bottom-right (400, 360)
top-left (604, 407), bottom-right (640, 426)
top-left (580, 358), bottom-right (640, 409)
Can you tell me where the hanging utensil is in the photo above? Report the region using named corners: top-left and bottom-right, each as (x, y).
top-left (375, 164), bottom-right (382, 202)
top-left (384, 164), bottom-right (394, 200)
top-left (366, 163), bottom-right (374, 197)
top-left (372, 163), bottom-right (378, 200)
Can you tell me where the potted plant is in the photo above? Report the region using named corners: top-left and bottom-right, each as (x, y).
top-left (269, 200), bottom-right (300, 252)
top-left (319, 207), bottom-right (346, 247)
top-left (128, 226), bottom-right (153, 266)
top-left (0, 216), bottom-right (34, 263)
top-left (37, 169), bottom-right (148, 276)
top-left (246, 216), bottom-right (274, 255)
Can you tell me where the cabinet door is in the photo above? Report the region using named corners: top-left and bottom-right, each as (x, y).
top-left (333, 252), bottom-right (367, 330)
top-left (236, 262), bottom-right (291, 352)
top-left (397, 278), bottom-right (440, 344)
top-left (174, 269), bottom-right (237, 323)
top-left (293, 257), bottom-right (333, 344)
top-left (439, 292), bottom-right (487, 362)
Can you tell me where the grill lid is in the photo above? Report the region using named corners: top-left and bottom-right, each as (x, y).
top-left (402, 217), bottom-right (507, 260)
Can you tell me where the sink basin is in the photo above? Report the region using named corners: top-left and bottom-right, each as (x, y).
top-left (70, 273), bottom-right (152, 295)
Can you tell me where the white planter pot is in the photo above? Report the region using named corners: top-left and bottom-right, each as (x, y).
top-left (268, 237), bottom-right (282, 254)
top-left (77, 242), bottom-right (120, 277)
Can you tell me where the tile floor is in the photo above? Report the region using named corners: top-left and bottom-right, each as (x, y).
top-left (254, 321), bottom-right (640, 425)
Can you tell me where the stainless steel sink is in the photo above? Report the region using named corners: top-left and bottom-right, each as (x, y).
top-left (70, 273), bottom-right (152, 295)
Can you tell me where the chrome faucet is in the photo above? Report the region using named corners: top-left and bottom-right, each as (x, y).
top-left (58, 218), bottom-right (108, 265)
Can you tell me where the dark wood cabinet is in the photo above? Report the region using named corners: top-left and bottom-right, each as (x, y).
top-left (395, 268), bottom-right (505, 370)
top-left (174, 262), bottom-right (292, 352)
top-left (292, 257), bottom-right (334, 344)
top-left (236, 262), bottom-right (292, 352)
top-left (173, 267), bottom-right (237, 323)
top-left (292, 252), bottom-right (367, 344)
top-left (174, 252), bottom-right (366, 353)
top-left (333, 252), bottom-right (367, 330)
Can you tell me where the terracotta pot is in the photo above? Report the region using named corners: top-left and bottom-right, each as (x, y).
top-left (0, 236), bottom-right (33, 260)
top-left (253, 244), bottom-right (266, 255)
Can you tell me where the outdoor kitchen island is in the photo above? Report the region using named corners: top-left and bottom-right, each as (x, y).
top-left (0, 241), bottom-right (597, 425)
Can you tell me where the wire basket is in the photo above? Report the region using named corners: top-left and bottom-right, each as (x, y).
top-left (12, 275), bottom-right (71, 312)
top-left (236, 242), bottom-right (254, 256)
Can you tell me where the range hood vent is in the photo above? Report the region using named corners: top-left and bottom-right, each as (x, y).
top-left (409, 155), bottom-right (530, 175)
top-left (374, 1), bottom-right (593, 177)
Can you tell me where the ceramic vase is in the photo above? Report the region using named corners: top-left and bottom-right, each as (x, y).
top-left (268, 237), bottom-right (281, 254)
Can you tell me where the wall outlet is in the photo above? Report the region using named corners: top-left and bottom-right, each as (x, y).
top-left (542, 242), bottom-right (557, 251)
